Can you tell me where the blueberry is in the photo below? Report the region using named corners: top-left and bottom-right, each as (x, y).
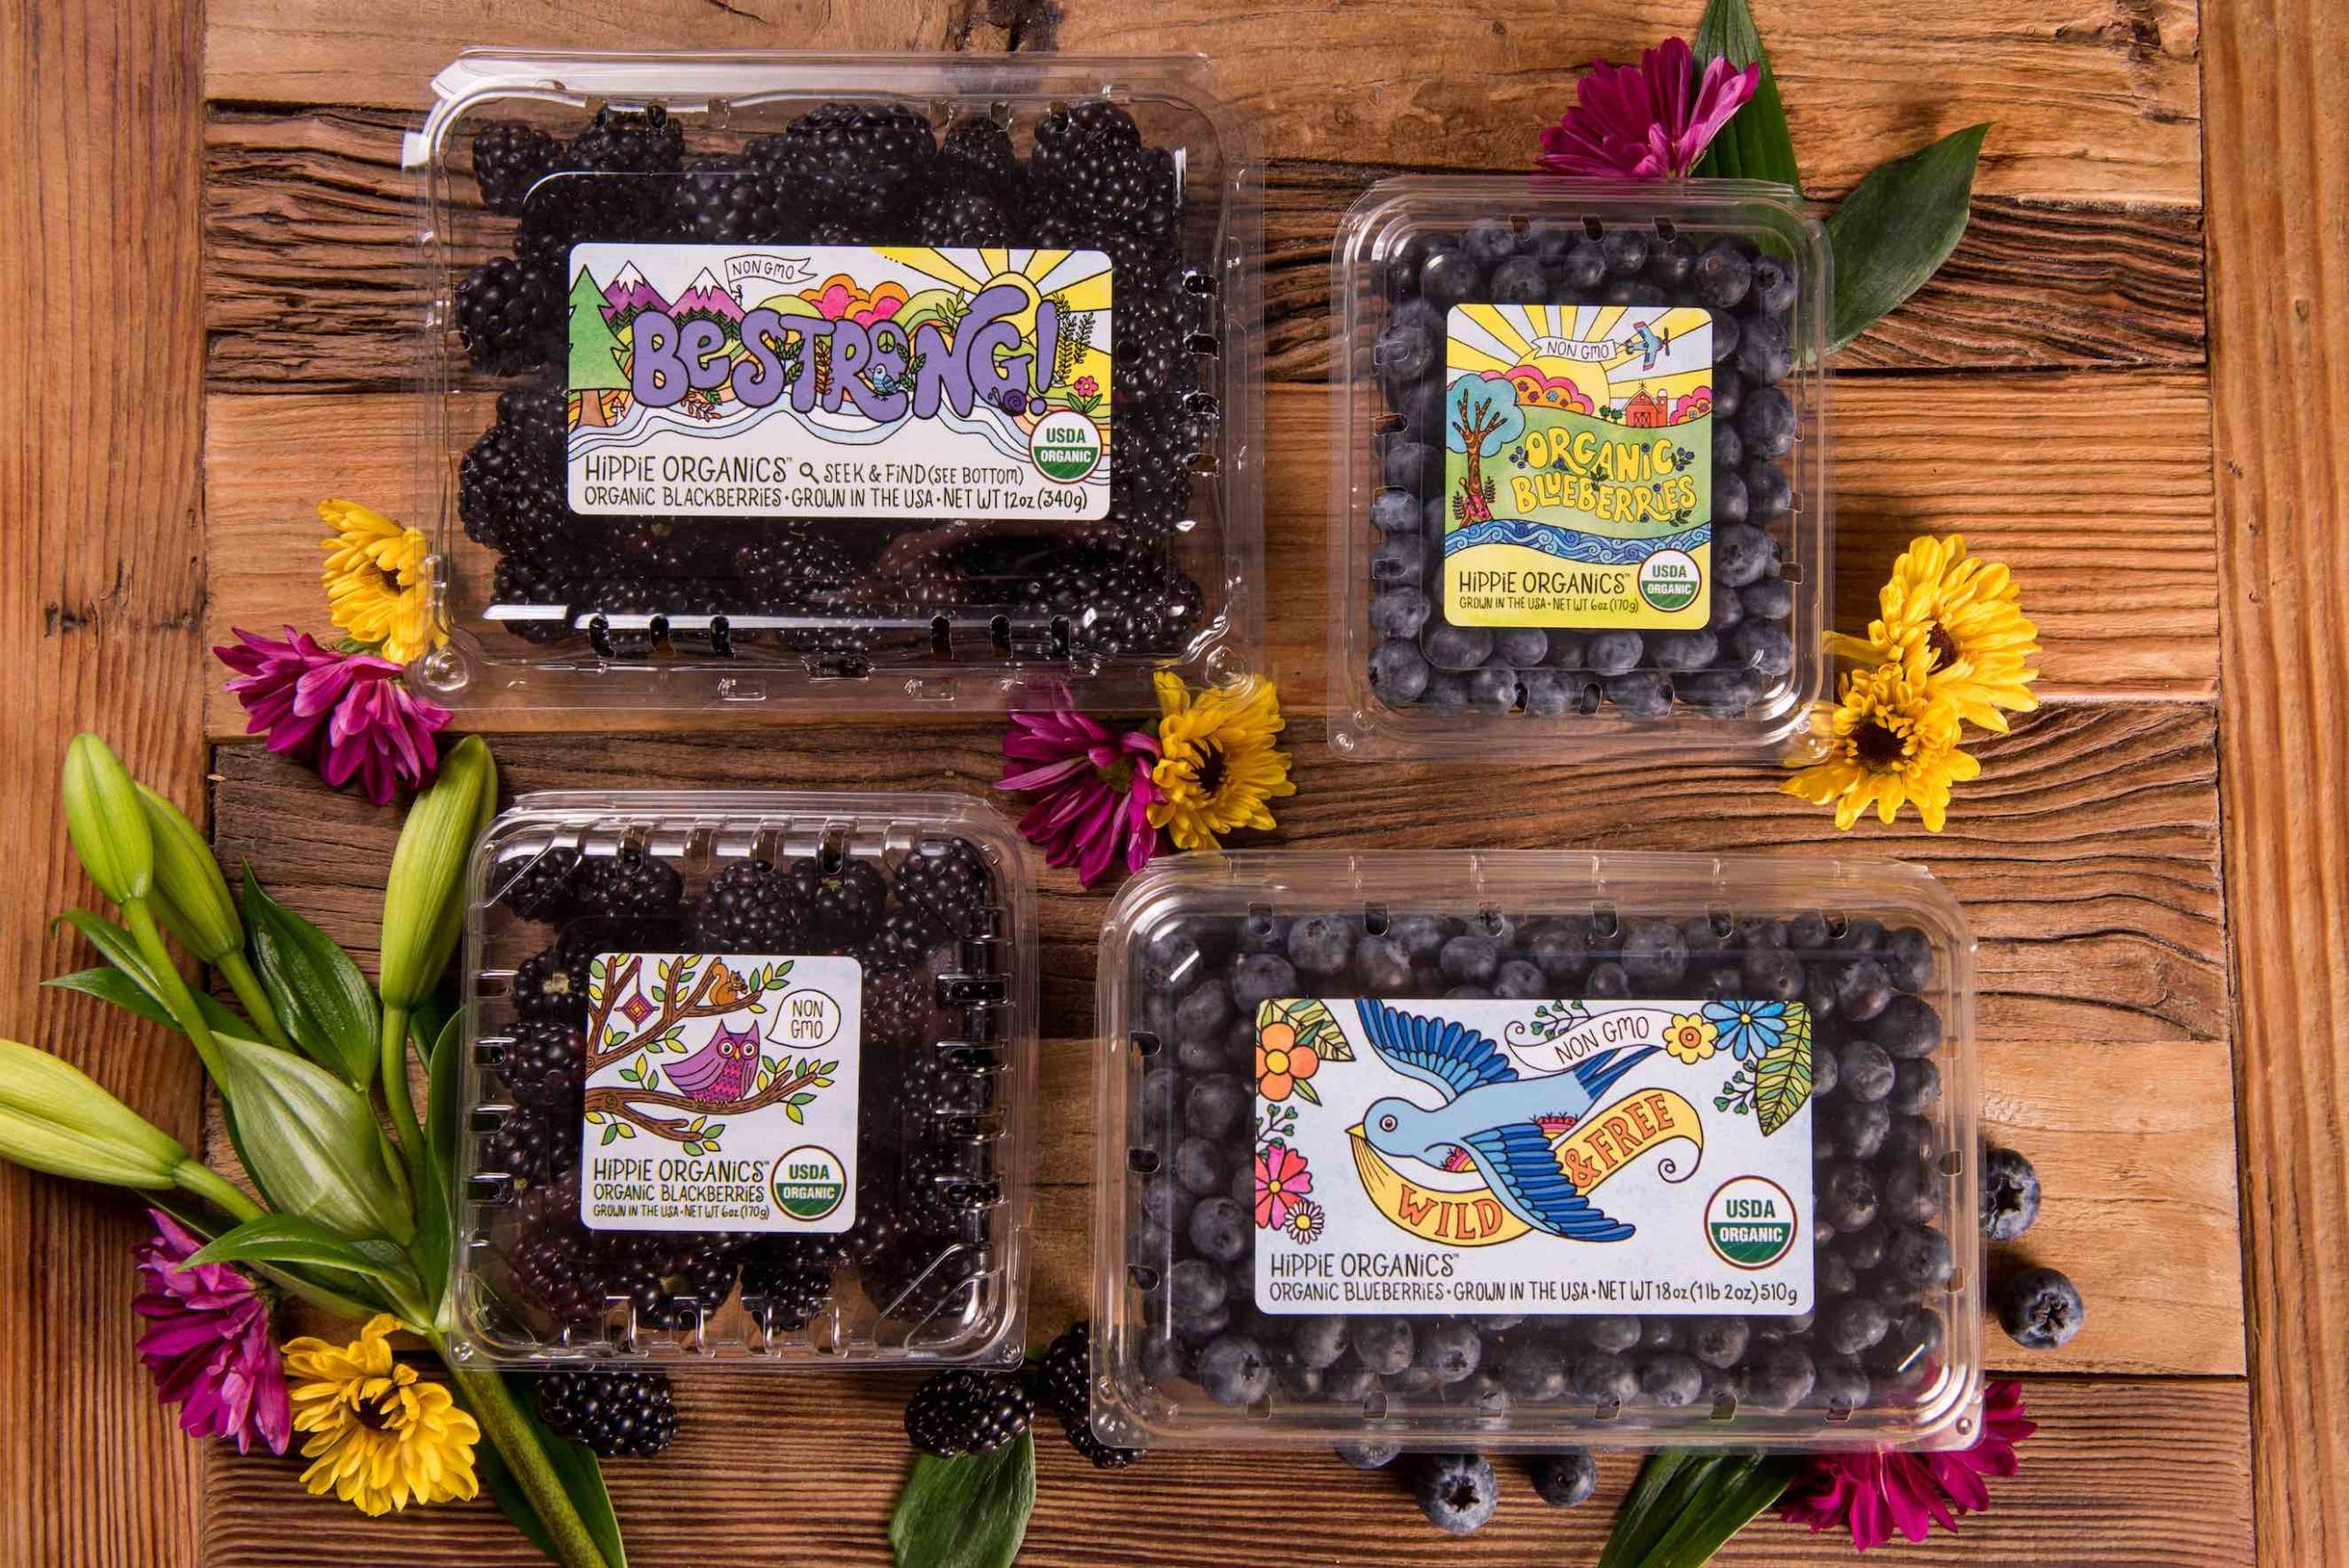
top-left (1739, 1342), bottom-right (1814, 1409)
top-left (1883, 926), bottom-right (1935, 992)
top-left (1583, 629), bottom-right (1644, 677)
top-left (1748, 255), bottom-right (1798, 317)
top-left (1740, 577), bottom-right (1794, 621)
top-left (1807, 1357), bottom-right (1870, 1413)
top-left (1384, 439), bottom-right (1441, 495)
top-left (1585, 961), bottom-right (1631, 999)
top-left (1413, 1453), bottom-right (1499, 1536)
top-left (1520, 669), bottom-right (1582, 717)
top-left (1186, 1075), bottom-right (1247, 1140)
top-left (1736, 316), bottom-right (1793, 385)
top-left (1141, 1063), bottom-right (1182, 1125)
top-left (1883, 1114), bottom-right (1940, 1166)
top-left (1730, 619), bottom-right (1794, 681)
top-left (1383, 235), bottom-right (1439, 298)
top-left (1526, 220), bottom-right (1578, 259)
top-left (1998, 1267), bottom-right (2085, 1349)
top-left (1440, 934), bottom-right (1503, 986)
top-left (1582, 1316), bottom-right (1642, 1353)
top-left (1174, 978), bottom-right (1234, 1041)
top-left (1294, 1315), bottom-right (1350, 1369)
top-left (1712, 465), bottom-right (1749, 527)
top-left (1198, 1334), bottom-right (1274, 1405)
top-left (1621, 920), bottom-right (1689, 986)
top-left (1527, 922), bottom-right (1594, 982)
top-left (1882, 1224), bottom-right (1954, 1294)
top-left (1374, 324), bottom-right (1438, 382)
top-left (1423, 621), bottom-right (1495, 673)
top-left (1530, 1449), bottom-right (1599, 1507)
top-left (1188, 1196), bottom-right (1249, 1262)
top-left (1372, 532), bottom-right (1428, 588)
top-left (1712, 422), bottom-right (1743, 470)
top-left (1558, 240), bottom-right (1607, 291)
top-left (1350, 1317), bottom-right (1415, 1375)
top-left (1714, 523), bottom-right (1774, 589)
top-left (1241, 911), bottom-right (1289, 954)
top-left (1741, 947), bottom-right (1804, 1002)
top-left (1397, 378), bottom-right (1446, 441)
top-left (1889, 1057), bottom-right (1941, 1115)
top-left (1711, 365), bottom-right (1744, 419)
top-left (1492, 627), bottom-right (1550, 665)
top-left (1466, 665), bottom-right (1520, 714)
top-left (1322, 1352), bottom-right (1379, 1402)
top-left (1173, 1136), bottom-right (1230, 1195)
top-left (1501, 1335), bottom-right (1569, 1402)
top-left (1675, 668), bottom-right (1760, 717)
top-left (1820, 1095), bottom-right (1891, 1161)
top-left (1142, 1331), bottom-right (1196, 1384)
top-left (1167, 1257), bottom-right (1226, 1315)
top-left (1389, 913), bottom-right (1452, 962)
top-left (1463, 217), bottom-right (1520, 266)
top-left (1982, 1146), bottom-right (2042, 1240)
top-left (1353, 933), bottom-right (1414, 992)
top-left (1709, 310), bottom-right (1742, 365)
top-left (1820, 1293), bottom-right (1891, 1356)
top-left (1336, 1440), bottom-right (1401, 1469)
top-left (1599, 229), bottom-right (1649, 275)
top-left (1604, 671), bottom-right (1673, 719)
top-left (1880, 1157), bottom-right (1943, 1226)
top-left (1692, 240), bottom-right (1753, 308)
top-left (1419, 249), bottom-right (1483, 310)
top-left (1567, 1349), bottom-right (1638, 1406)
top-left (1288, 914), bottom-right (1355, 978)
top-left (1837, 1039), bottom-right (1897, 1102)
top-left (1491, 256), bottom-right (1548, 303)
top-left (1421, 671), bottom-right (1469, 713)
top-left (1866, 1305), bottom-right (1944, 1379)
top-left (1687, 1317), bottom-right (1749, 1369)
top-left (1492, 959), bottom-right (1547, 998)
top-left (1869, 996), bottom-right (1943, 1058)
top-left (1738, 916), bottom-right (1790, 950)
top-left (1650, 630), bottom-right (1719, 673)
top-left (1744, 458), bottom-right (1792, 518)
top-left (1818, 1251), bottom-right (1858, 1297)
top-left (1230, 952), bottom-right (1297, 1008)
top-left (1418, 1319), bottom-right (1484, 1384)
top-left (1370, 488), bottom-right (1422, 534)
top-left (1740, 386), bottom-right (1797, 460)
top-left (1370, 638), bottom-right (1432, 702)
top-left (1819, 1162), bottom-right (1879, 1232)
top-left (1637, 1351), bottom-right (1705, 1407)
top-left (1542, 629), bottom-right (1590, 668)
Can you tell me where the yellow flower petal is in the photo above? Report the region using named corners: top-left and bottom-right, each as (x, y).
top-left (317, 499), bottom-right (440, 663)
top-left (279, 1313), bottom-right (478, 1517)
top-left (1783, 654), bottom-right (1978, 833)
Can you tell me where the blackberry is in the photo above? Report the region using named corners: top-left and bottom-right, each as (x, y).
top-left (490, 554), bottom-right (579, 639)
top-left (1034, 1325), bottom-right (1143, 1468)
top-left (692, 860), bottom-right (807, 952)
top-left (460, 431), bottom-right (565, 556)
top-left (1023, 543), bottom-right (1203, 660)
top-left (918, 189), bottom-right (1013, 246)
top-left (566, 104), bottom-right (685, 174)
top-left (1109, 276), bottom-right (1198, 402)
top-left (506, 1181), bottom-right (604, 1321)
top-left (535, 1368), bottom-right (678, 1458)
top-left (734, 527), bottom-right (863, 607)
top-left (903, 1369), bottom-right (1032, 1457)
top-left (669, 161), bottom-right (792, 244)
top-left (499, 1017), bottom-right (587, 1109)
top-left (479, 1100), bottom-right (579, 1184)
top-left (606, 1233), bottom-right (742, 1330)
top-left (472, 121), bottom-right (562, 217)
top-left (493, 845), bottom-right (580, 922)
top-left (740, 1245), bottom-right (833, 1333)
top-left (864, 965), bottom-right (950, 1051)
top-left (893, 838), bottom-right (994, 936)
top-left (774, 103), bottom-right (935, 229)
top-left (937, 115), bottom-right (1025, 208)
top-left (1032, 100), bottom-right (1174, 243)
top-left (571, 850), bottom-right (685, 921)
top-left (513, 942), bottom-right (596, 1021)
top-left (787, 855), bottom-right (889, 948)
top-left (456, 255), bottom-right (559, 376)
top-left (864, 906), bottom-right (947, 971)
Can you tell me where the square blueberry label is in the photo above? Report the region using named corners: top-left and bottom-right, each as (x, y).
top-left (1439, 303), bottom-right (1712, 628)
top-left (579, 952), bottom-right (862, 1234)
top-left (1252, 995), bottom-right (1813, 1315)
top-left (566, 243), bottom-right (1112, 520)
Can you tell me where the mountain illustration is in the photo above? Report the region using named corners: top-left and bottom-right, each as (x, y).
top-left (671, 266), bottom-right (746, 323)
top-left (601, 261), bottom-right (668, 324)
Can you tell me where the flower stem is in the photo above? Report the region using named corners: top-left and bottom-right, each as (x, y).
top-left (121, 897), bottom-right (227, 1084)
top-left (170, 1158), bottom-right (263, 1224)
top-left (379, 1003), bottom-right (421, 1162)
top-left (434, 1339), bottom-right (610, 1568)
top-left (215, 951), bottom-right (291, 1050)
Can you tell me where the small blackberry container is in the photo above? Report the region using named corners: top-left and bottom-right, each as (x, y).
top-left (1091, 851), bottom-right (1982, 1450)
top-left (448, 791), bottom-right (1038, 1369)
top-left (1329, 179), bottom-right (1831, 758)
top-left (408, 52), bottom-right (1263, 713)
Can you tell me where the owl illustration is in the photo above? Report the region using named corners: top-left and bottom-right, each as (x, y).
top-left (665, 1018), bottom-right (763, 1105)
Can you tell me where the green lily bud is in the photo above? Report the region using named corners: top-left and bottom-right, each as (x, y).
top-left (378, 736), bottom-right (496, 1011)
top-left (135, 784), bottom-right (242, 963)
top-left (62, 734), bottom-right (152, 905)
top-left (0, 1038), bottom-right (188, 1171)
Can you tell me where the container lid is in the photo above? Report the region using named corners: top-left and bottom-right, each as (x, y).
top-left (1092, 851), bottom-right (1980, 1449)
top-left (1328, 177), bottom-right (1831, 758)
top-left (410, 52), bottom-right (1263, 714)
top-left (450, 789), bottom-right (1036, 1368)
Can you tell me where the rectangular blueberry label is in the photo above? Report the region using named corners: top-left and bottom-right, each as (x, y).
top-left (1440, 303), bottom-right (1712, 628)
top-left (579, 952), bottom-right (861, 1234)
top-left (565, 243), bottom-right (1112, 519)
top-left (1252, 995), bottom-right (1812, 1315)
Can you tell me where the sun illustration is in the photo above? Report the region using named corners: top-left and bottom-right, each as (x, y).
top-left (1447, 303), bottom-right (1715, 411)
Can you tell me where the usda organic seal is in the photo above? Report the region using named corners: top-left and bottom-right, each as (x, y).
top-left (1704, 1175), bottom-right (1798, 1269)
top-left (1030, 409), bottom-right (1102, 483)
top-left (1638, 548), bottom-right (1702, 613)
top-left (771, 1145), bottom-right (848, 1223)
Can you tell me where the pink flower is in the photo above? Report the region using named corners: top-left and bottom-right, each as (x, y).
top-left (133, 1209), bottom-right (291, 1456)
top-left (1779, 1381), bottom-right (2037, 1551)
top-left (1074, 376), bottom-right (1099, 397)
top-left (997, 708), bottom-right (1163, 887)
top-left (216, 626), bottom-right (450, 805)
top-left (1254, 1143), bottom-right (1314, 1229)
top-left (1537, 38), bottom-right (1760, 180)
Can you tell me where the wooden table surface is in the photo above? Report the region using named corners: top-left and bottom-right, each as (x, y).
top-left (5, 0), bottom-right (2343, 1562)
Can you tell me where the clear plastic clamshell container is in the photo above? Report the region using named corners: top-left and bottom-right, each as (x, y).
top-left (409, 51), bottom-right (1263, 714)
top-left (1329, 178), bottom-right (1831, 759)
top-left (449, 791), bottom-right (1036, 1369)
top-left (1092, 851), bottom-right (1980, 1450)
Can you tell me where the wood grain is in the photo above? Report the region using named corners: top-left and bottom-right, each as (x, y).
top-left (200, 0), bottom-right (2203, 203)
top-left (0, 0), bottom-right (212, 1561)
top-left (199, 1376), bottom-right (2252, 1566)
top-left (200, 109), bottom-right (2210, 394)
top-left (201, 375), bottom-right (2220, 733)
top-left (2204, 0), bottom-right (2349, 1561)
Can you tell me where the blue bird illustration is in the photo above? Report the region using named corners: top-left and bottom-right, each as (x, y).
top-left (1352, 997), bottom-right (1660, 1242)
top-left (1622, 321), bottom-right (1668, 371)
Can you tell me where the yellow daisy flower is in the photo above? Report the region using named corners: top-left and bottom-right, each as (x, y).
top-left (319, 499), bottom-right (438, 663)
top-left (1661, 1013), bottom-right (1719, 1064)
top-left (1828, 534), bottom-right (2039, 732)
top-left (1782, 655), bottom-right (1980, 832)
top-left (1147, 673), bottom-right (1298, 851)
top-left (283, 1314), bottom-right (480, 1517)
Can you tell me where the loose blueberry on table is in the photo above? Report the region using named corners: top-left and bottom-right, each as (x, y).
top-left (457, 100), bottom-right (1213, 668)
top-left (1364, 216), bottom-right (1800, 723)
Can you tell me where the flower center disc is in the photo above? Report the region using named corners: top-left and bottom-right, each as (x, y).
top-left (1854, 719), bottom-right (1909, 769)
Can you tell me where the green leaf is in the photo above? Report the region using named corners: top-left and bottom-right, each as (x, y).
top-left (1254, 996), bottom-right (1353, 1063)
top-left (784, 1104), bottom-right (803, 1126)
top-left (45, 967), bottom-right (181, 1032)
top-left (242, 869), bottom-right (380, 1086)
top-left (417, 1011), bottom-right (463, 1312)
top-left (1824, 124), bottom-right (1990, 351)
top-left (51, 912), bottom-right (251, 1040)
top-left (211, 1033), bottom-right (414, 1244)
top-left (1751, 1013), bottom-right (1814, 1137)
top-left (188, 1215), bottom-right (422, 1295)
top-left (889, 1434), bottom-right (1034, 1568)
top-left (1597, 1451), bottom-right (1800, 1568)
top-left (1690, 0), bottom-right (1801, 188)
top-left (476, 1372), bottom-right (629, 1568)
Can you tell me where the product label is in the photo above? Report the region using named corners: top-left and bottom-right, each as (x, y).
top-left (1439, 304), bottom-right (1713, 628)
top-left (578, 951), bottom-right (862, 1234)
top-left (565, 243), bottom-right (1113, 519)
top-left (1251, 995), bottom-right (1812, 1315)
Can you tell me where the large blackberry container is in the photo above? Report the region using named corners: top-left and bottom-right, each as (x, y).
top-left (410, 52), bottom-right (1263, 714)
top-left (1329, 179), bottom-right (1831, 759)
top-left (1092, 851), bottom-right (1981, 1450)
top-left (449, 791), bottom-right (1037, 1369)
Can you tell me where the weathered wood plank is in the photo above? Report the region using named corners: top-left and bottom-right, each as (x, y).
top-left (201, 375), bottom-right (2218, 732)
top-left (200, 1375), bottom-right (2253, 1566)
top-left (2205, 0), bottom-right (2349, 1560)
top-left (200, 110), bottom-right (2210, 393)
top-left (201, 0), bottom-right (2202, 203)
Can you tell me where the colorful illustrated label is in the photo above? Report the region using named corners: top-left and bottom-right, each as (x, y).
top-left (565, 243), bottom-right (1113, 519)
top-left (578, 951), bottom-right (862, 1234)
top-left (1251, 995), bottom-right (1811, 1315)
top-left (1440, 303), bottom-right (1713, 628)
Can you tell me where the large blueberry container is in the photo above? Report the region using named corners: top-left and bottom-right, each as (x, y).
top-left (1092, 851), bottom-right (1981, 1449)
top-left (1329, 179), bottom-right (1831, 758)
top-left (408, 52), bottom-right (1263, 715)
top-left (449, 791), bottom-right (1037, 1369)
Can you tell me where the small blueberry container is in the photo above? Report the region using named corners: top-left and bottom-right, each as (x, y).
top-left (1329, 178), bottom-right (1832, 759)
top-left (1091, 851), bottom-right (1982, 1451)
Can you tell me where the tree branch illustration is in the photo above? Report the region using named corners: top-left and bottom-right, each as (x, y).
top-left (584, 1066), bottom-right (827, 1144)
top-left (586, 958), bottom-right (748, 1072)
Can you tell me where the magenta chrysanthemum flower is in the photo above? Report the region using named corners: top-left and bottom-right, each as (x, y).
top-left (997, 708), bottom-right (1163, 887)
top-left (132, 1209), bottom-right (292, 1456)
top-left (1537, 38), bottom-right (1760, 180)
top-left (1779, 1380), bottom-right (2036, 1551)
top-left (215, 625), bottom-right (449, 805)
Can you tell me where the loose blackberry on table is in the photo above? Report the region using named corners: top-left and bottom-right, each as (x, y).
top-left (534, 1367), bottom-right (679, 1459)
